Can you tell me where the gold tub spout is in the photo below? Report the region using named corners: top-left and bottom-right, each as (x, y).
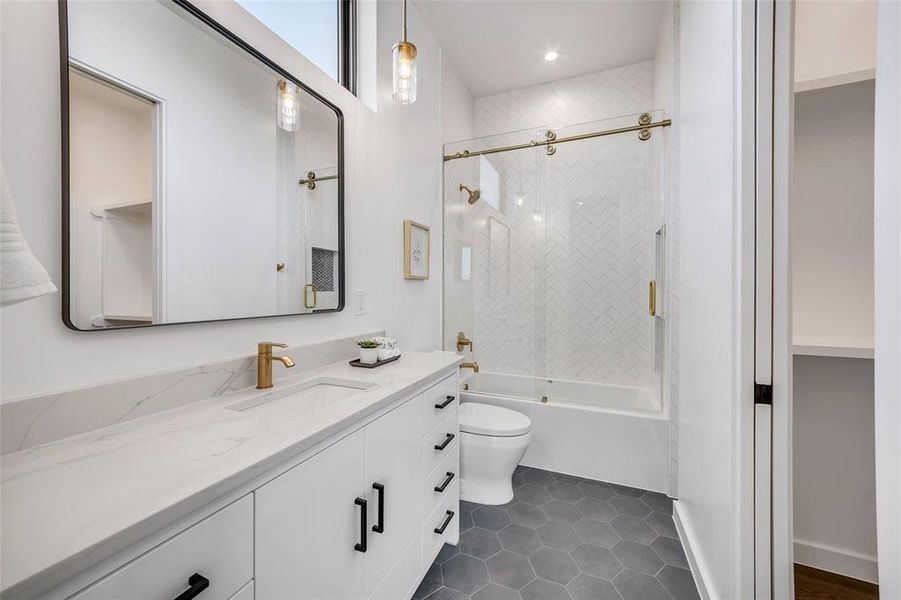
top-left (460, 362), bottom-right (480, 373)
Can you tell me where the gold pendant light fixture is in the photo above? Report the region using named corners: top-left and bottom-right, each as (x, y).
top-left (392, 0), bottom-right (417, 104)
top-left (277, 79), bottom-right (300, 132)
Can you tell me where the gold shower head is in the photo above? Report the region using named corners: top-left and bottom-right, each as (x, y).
top-left (459, 184), bottom-right (481, 204)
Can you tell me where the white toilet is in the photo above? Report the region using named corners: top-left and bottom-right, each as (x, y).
top-left (459, 402), bottom-right (532, 505)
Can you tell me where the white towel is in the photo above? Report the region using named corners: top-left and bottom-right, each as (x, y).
top-left (0, 165), bottom-right (57, 306)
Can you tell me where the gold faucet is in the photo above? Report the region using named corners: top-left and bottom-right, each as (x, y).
top-left (456, 331), bottom-right (474, 352)
top-left (257, 342), bottom-right (296, 389)
top-left (460, 361), bottom-right (479, 373)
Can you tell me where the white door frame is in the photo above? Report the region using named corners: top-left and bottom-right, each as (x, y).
top-left (755, 1), bottom-right (794, 598)
top-left (873, 2), bottom-right (901, 598)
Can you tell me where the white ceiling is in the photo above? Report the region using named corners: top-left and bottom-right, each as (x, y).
top-left (414, 0), bottom-right (666, 98)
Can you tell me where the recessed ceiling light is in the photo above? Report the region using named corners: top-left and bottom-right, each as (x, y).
top-left (544, 50), bottom-right (558, 62)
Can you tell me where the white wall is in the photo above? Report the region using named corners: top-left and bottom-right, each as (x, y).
top-left (794, 0), bottom-right (877, 91)
top-left (874, 1), bottom-right (901, 597)
top-left (792, 356), bottom-right (878, 582)
top-left (0, 0), bottom-right (444, 400)
top-left (676, 0), bottom-right (752, 598)
top-left (792, 81), bottom-right (874, 345)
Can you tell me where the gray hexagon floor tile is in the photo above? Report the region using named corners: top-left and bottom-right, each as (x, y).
top-left (499, 524), bottom-right (542, 555)
top-left (486, 550), bottom-right (535, 589)
top-left (567, 573), bottom-right (623, 600)
top-left (651, 536), bottom-right (690, 569)
top-left (508, 503), bottom-right (547, 528)
top-left (610, 514), bottom-right (657, 544)
top-left (640, 491), bottom-right (674, 515)
top-left (571, 544), bottom-right (623, 580)
top-left (551, 471), bottom-right (585, 485)
top-left (529, 547), bottom-right (580, 585)
top-left (472, 583), bottom-right (523, 600)
top-left (515, 485), bottom-right (552, 505)
top-left (613, 569), bottom-right (671, 600)
top-left (544, 500), bottom-right (584, 525)
top-left (443, 554), bottom-right (490, 594)
top-left (460, 528), bottom-right (502, 559)
top-left (522, 468), bottom-right (556, 487)
top-left (473, 506), bottom-right (513, 531)
top-left (536, 521), bottom-right (581, 551)
top-left (609, 484), bottom-right (646, 498)
top-left (426, 587), bottom-right (469, 600)
top-left (578, 480), bottom-right (616, 500)
top-left (576, 497), bottom-right (618, 522)
top-left (547, 482), bottom-right (584, 503)
top-left (414, 562), bottom-right (444, 599)
top-left (573, 519), bottom-right (621, 548)
top-left (657, 566), bottom-right (702, 600)
top-left (611, 540), bottom-right (664, 576)
top-left (609, 494), bottom-right (652, 518)
top-left (422, 469), bottom-right (698, 600)
top-left (520, 578), bottom-right (572, 600)
top-left (645, 511), bottom-right (679, 539)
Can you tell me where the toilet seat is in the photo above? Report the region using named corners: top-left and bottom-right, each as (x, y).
top-left (459, 403), bottom-right (531, 437)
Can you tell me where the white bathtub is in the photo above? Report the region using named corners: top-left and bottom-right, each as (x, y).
top-left (460, 372), bottom-right (669, 492)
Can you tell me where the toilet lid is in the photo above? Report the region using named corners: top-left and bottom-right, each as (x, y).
top-left (459, 403), bottom-right (531, 437)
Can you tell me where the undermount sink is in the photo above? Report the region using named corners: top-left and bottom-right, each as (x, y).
top-left (226, 377), bottom-right (376, 412)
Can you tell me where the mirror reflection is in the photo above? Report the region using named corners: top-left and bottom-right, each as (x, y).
top-left (64, 0), bottom-right (342, 330)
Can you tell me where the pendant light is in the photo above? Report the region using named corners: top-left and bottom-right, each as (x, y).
top-left (392, 0), bottom-right (417, 104)
top-left (277, 79), bottom-right (300, 132)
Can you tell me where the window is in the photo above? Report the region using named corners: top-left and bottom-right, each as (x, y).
top-left (236, 0), bottom-right (355, 93)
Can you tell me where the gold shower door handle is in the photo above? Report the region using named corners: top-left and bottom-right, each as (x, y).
top-left (648, 280), bottom-right (657, 316)
top-left (304, 283), bottom-right (318, 309)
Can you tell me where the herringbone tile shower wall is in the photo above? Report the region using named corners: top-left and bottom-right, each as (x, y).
top-left (457, 61), bottom-right (659, 388)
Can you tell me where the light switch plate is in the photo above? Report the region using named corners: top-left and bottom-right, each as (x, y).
top-left (353, 290), bottom-right (366, 315)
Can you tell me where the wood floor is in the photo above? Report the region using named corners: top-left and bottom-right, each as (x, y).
top-left (795, 564), bottom-right (878, 600)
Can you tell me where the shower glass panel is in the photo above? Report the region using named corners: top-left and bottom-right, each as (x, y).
top-left (442, 111), bottom-right (664, 411)
top-left (444, 127), bottom-right (547, 402)
top-left (542, 113), bottom-right (663, 407)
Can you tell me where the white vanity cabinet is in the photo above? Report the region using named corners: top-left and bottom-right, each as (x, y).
top-left (69, 495), bottom-right (253, 600)
top-left (40, 368), bottom-right (458, 600)
top-left (254, 429), bottom-right (367, 600)
top-left (254, 372), bottom-right (459, 600)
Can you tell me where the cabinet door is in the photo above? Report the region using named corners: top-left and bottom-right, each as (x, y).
top-left (364, 398), bottom-right (423, 597)
top-left (255, 430), bottom-right (365, 600)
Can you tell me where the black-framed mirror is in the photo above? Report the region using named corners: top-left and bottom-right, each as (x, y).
top-left (60, 0), bottom-right (344, 331)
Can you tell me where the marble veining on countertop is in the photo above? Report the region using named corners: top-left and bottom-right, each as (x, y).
top-left (0, 351), bottom-right (462, 600)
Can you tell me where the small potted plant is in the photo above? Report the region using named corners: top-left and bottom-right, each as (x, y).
top-left (357, 339), bottom-right (380, 364)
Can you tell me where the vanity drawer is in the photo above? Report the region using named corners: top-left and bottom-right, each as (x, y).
top-left (421, 374), bottom-right (459, 433)
top-left (70, 495), bottom-right (253, 600)
top-left (422, 410), bottom-right (458, 477)
top-left (423, 444), bottom-right (459, 519)
top-left (422, 483), bottom-right (459, 567)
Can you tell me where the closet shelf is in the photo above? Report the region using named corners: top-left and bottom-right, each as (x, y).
top-left (90, 200), bottom-right (151, 218)
top-left (792, 336), bottom-right (874, 359)
top-left (102, 314), bottom-right (152, 322)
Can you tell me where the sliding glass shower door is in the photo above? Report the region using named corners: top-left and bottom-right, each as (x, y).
top-left (442, 111), bottom-right (665, 406)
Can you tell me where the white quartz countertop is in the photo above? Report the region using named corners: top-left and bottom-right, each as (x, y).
top-left (0, 351), bottom-right (461, 599)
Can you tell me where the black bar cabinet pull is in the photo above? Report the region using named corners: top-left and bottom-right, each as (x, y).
top-left (435, 395), bottom-right (455, 409)
top-left (173, 573), bottom-right (209, 600)
top-left (434, 433), bottom-right (455, 451)
top-left (434, 472), bottom-right (455, 493)
top-left (434, 510), bottom-right (455, 534)
top-left (354, 497), bottom-right (367, 552)
top-left (372, 483), bottom-right (385, 534)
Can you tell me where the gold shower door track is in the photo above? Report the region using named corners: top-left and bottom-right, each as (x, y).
top-left (442, 115), bottom-right (672, 162)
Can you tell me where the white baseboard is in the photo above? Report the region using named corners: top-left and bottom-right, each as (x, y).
top-left (673, 501), bottom-right (712, 600)
top-left (793, 538), bottom-right (878, 584)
